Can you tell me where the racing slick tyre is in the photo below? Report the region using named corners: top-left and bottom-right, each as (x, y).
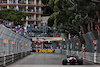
top-left (62, 59), bottom-right (67, 65)
top-left (70, 63), bottom-right (75, 65)
top-left (78, 59), bottom-right (83, 65)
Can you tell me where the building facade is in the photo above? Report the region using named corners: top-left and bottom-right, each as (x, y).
top-left (0, 0), bottom-right (43, 27)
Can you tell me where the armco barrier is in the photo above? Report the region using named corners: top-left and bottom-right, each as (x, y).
top-left (84, 52), bottom-right (94, 62)
top-left (66, 50), bottom-right (100, 64)
top-left (0, 25), bottom-right (32, 66)
top-left (0, 56), bottom-right (4, 67)
top-left (97, 53), bottom-right (100, 64)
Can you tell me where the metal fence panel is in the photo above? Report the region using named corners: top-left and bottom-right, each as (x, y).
top-left (82, 34), bottom-right (93, 52)
top-left (0, 39), bottom-right (3, 57)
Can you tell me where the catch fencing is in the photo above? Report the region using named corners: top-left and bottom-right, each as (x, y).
top-left (62, 31), bottom-right (100, 64)
top-left (82, 31), bottom-right (98, 52)
top-left (61, 36), bottom-right (82, 51)
top-left (0, 25), bottom-right (32, 67)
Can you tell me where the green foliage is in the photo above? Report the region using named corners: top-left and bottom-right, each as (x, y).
top-left (0, 9), bottom-right (28, 23)
top-left (48, 0), bottom-right (55, 9)
top-left (48, 0), bottom-right (100, 36)
top-left (48, 12), bottom-right (58, 27)
top-left (42, 0), bottom-right (49, 4)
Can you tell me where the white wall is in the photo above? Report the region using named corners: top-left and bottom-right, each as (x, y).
top-left (41, 16), bottom-right (50, 24)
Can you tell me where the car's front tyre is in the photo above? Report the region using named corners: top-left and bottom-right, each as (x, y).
top-left (78, 59), bottom-right (83, 65)
top-left (62, 59), bottom-right (67, 65)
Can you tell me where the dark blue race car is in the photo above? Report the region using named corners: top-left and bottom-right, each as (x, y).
top-left (62, 55), bottom-right (83, 65)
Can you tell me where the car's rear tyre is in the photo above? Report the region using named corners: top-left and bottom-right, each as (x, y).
top-left (78, 59), bottom-right (83, 65)
top-left (62, 59), bottom-right (67, 65)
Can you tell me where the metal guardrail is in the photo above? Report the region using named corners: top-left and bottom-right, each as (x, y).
top-left (0, 25), bottom-right (32, 66)
top-left (64, 31), bottom-right (100, 64)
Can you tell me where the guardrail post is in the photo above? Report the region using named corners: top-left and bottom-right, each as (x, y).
top-left (93, 40), bottom-right (97, 63)
top-left (3, 43), bottom-right (6, 67)
top-left (12, 44), bottom-right (14, 62)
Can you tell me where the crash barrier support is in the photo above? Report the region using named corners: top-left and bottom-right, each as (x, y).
top-left (0, 25), bottom-right (32, 66)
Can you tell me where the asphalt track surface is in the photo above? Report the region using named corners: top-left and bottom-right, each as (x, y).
top-left (7, 52), bottom-right (99, 67)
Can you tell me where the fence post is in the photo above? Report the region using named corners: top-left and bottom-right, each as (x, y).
top-left (3, 43), bottom-right (6, 67)
top-left (3, 39), bottom-right (9, 66)
top-left (82, 44), bottom-right (85, 59)
top-left (12, 41), bottom-right (15, 62)
top-left (21, 43), bottom-right (23, 58)
top-left (93, 40), bottom-right (97, 63)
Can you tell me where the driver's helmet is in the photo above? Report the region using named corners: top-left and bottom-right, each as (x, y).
top-left (71, 53), bottom-right (74, 56)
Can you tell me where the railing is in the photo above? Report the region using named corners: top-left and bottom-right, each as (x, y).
top-left (37, 10), bottom-right (43, 13)
top-left (18, 1), bottom-right (26, 4)
top-left (0, 1), bottom-right (43, 5)
top-left (36, 10), bottom-right (39, 12)
top-left (27, 17), bottom-right (36, 20)
top-left (19, 9), bottom-right (26, 12)
top-left (9, 1), bottom-right (16, 4)
top-left (36, 18), bottom-right (42, 20)
top-left (28, 2), bottom-right (43, 5)
top-left (28, 1), bottom-right (34, 4)
top-left (38, 3), bottom-right (43, 5)
top-left (27, 9), bottom-right (35, 12)
top-left (0, 1), bottom-right (7, 4)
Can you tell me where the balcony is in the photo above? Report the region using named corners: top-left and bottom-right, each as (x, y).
top-left (0, 1), bottom-right (7, 4)
top-left (18, 8), bottom-right (43, 14)
top-left (21, 18), bottom-right (42, 22)
top-left (26, 12), bottom-right (43, 14)
top-left (9, 1), bottom-right (16, 4)
top-left (28, 1), bottom-right (34, 4)
top-left (36, 18), bottom-right (42, 21)
top-left (27, 9), bottom-right (35, 12)
top-left (0, 1), bottom-right (43, 7)
top-left (18, 1), bottom-right (26, 4)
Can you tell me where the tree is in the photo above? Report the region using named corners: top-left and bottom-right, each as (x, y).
top-left (48, 12), bottom-right (59, 27)
top-left (48, 0), bottom-right (55, 9)
top-left (42, 0), bottom-right (49, 5)
top-left (48, 0), bottom-right (100, 37)
top-left (42, 0), bottom-right (54, 16)
top-left (0, 9), bottom-right (28, 25)
top-left (48, 0), bottom-right (80, 35)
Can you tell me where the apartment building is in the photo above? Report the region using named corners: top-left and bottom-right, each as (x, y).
top-left (0, 0), bottom-right (43, 27)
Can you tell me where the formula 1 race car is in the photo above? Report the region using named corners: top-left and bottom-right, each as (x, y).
top-left (62, 55), bottom-right (83, 65)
